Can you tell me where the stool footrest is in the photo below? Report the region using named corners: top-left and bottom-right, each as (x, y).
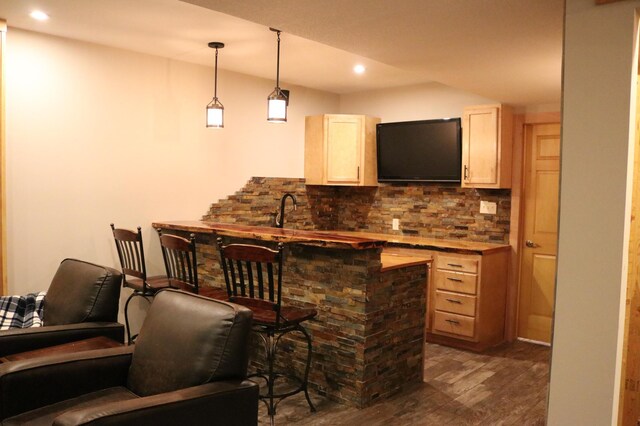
top-left (248, 372), bottom-right (309, 401)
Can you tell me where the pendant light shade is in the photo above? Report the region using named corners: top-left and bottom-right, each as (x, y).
top-left (267, 88), bottom-right (287, 122)
top-left (267, 29), bottom-right (289, 123)
top-left (206, 42), bottom-right (225, 128)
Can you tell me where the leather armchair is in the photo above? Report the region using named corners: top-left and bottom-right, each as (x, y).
top-left (0, 289), bottom-right (258, 425)
top-left (0, 258), bottom-right (124, 356)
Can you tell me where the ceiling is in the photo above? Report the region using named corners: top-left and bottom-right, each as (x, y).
top-left (0, 0), bottom-right (564, 106)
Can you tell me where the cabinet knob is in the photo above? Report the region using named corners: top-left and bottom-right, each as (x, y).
top-left (525, 240), bottom-right (538, 248)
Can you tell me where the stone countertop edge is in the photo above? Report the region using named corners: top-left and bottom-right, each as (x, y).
top-left (152, 220), bottom-right (510, 254)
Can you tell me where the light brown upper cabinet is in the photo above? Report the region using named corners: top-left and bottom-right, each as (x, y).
top-left (461, 104), bottom-right (513, 189)
top-left (305, 114), bottom-right (380, 186)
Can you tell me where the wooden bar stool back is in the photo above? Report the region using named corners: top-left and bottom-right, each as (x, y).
top-left (110, 224), bottom-right (170, 344)
top-left (158, 232), bottom-right (199, 294)
top-left (216, 238), bottom-right (316, 424)
top-left (157, 230), bottom-right (228, 301)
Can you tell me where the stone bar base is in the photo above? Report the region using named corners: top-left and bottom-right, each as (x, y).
top-left (177, 231), bottom-right (427, 408)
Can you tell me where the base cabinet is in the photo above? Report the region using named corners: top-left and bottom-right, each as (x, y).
top-left (385, 246), bottom-right (509, 352)
top-left (427, 250), bottom-right (509, 351)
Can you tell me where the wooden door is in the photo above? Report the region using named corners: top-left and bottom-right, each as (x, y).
top-left (463, 106), bottom-right (499, 185)
top-left (325, 115), bottom-right (362, 184)
top-left (517, 123), bottom-right (561, 343)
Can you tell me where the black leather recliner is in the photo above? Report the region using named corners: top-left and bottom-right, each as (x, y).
top-left (0, 258), bottom-right (124, 356)
top-left (0, 289), bottom-right (258, 425)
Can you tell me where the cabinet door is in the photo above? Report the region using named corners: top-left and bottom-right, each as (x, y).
top-left (463, 107), bottom-right (499, 185)
top-left (325, 116), bottom-right (362, 184)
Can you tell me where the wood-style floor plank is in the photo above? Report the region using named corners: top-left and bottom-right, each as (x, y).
top-left (258, 340), bottom-right (550, 425)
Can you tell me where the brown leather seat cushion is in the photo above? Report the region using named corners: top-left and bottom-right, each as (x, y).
top-left (123, 275), bottom-right (170, 292)
top-left (2, 387), bottom-right (138, 426)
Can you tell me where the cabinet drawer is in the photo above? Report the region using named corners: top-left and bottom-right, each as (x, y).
top-left (435, 270), bottom-right (478, 295)
top-left (433, 311), bottom-right (475, 338)
top-left (435, 291), bottom-right (477, 316)
top-left (436, 255), bottom-right (478, 274)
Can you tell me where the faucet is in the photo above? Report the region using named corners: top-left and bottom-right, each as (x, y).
top-left (275, 193), bottom-right (297, 228)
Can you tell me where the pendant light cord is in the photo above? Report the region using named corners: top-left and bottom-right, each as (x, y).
top-left (214, 47), bottom-right (219, 99)
top-left (275, 30), bottom-right (281, 90)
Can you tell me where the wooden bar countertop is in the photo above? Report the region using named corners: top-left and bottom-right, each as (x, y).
top-left (152, 221), bottom-right (509, 254)
top-left (152, 220), bottom-right (386, 250)
top-left (380, 253), bottom-right (432, 272)
top-left (335, 231), bottom-right (510, 255)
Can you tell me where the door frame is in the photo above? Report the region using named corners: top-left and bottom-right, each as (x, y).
top-left (0, 20), bottom-right (6, 296)
top-left (505, 112), bottom-right (561, 342)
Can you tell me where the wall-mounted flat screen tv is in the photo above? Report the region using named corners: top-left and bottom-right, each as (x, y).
top-left (376, 118), bottom-right (462, 183)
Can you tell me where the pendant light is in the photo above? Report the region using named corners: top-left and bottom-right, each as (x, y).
top-left (206, 41), bottom-right (225, 128)
top-left (267, 28), bottom-right (289, 123)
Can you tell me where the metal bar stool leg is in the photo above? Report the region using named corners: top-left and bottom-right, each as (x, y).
top-left (297, 324), bottom-right (316, 412)
top-left (267, 331), bottom-right (277, 426)
top-left (124, 292), bottom-right (152, 345)
top-left (123, 292), bottom-right (136, 345)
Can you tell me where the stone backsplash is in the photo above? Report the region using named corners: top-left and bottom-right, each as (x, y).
top-left (202, 177), bottom-right (511, 243)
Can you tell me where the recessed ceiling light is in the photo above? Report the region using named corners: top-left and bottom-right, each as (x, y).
top-left (353, 64), bottom-right (366, 75)
top-left (30, 10), bottom-right (49, 21)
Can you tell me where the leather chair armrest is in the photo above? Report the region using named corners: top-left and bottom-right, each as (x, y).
top-left (0, 346), bottom-right (133, 421)
top-left (0, 322), bottom-right (124, 356)
top-left (53, 380), bottom-right (259, 426)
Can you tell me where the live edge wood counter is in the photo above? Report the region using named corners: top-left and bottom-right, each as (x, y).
top-left (153, 220), bottom-right (428, 409)
top-left (152, 220), bottom-right (386, 250)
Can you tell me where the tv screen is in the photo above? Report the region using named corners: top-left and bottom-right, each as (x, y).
top-left (376, 118), bottom-right (462, 182)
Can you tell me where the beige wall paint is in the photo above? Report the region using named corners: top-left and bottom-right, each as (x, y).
top-left (548, 1), bottom-right (638, 425)
top-left (340, 82), bottom-right (560, 121)
top-left (338, 82), bottom-right (496, 122)
top-left (4, 28), bottom-right (338, 301)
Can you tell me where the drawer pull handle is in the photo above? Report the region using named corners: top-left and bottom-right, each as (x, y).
top-left (445, 319), bottom-right (460, 325)
top-left (447, 263), bottom-right (463, 268)
top-left (446, 298), bottom-right (462, 304)
top-left (447, 277), bottom-right (463, 282)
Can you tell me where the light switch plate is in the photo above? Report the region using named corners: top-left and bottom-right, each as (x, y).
top-left (480, 201), bottom-right (497, 215)
top-left (392, 218), bottom-right (400, 230)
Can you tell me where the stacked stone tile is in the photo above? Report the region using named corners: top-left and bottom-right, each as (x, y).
top-left (202, 177), bottom-right (510, 243)
top-left (187, 176), bottom-right (509, 407)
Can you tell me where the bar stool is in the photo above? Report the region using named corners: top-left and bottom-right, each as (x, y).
top-left (157, 230), bottom-right (228, 301)
top-left (110, 224), bottom-right (170, 344)
top-left (216, 238), bottom-right (317, 424)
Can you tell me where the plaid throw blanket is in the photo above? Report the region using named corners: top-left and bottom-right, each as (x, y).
top-left (0, 292), bottom-right (46, 330)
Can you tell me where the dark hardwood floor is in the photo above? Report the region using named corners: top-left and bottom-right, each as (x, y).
top-left (258, 340), bottom-right (550, 425)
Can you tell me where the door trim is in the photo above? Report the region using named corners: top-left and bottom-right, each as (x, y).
top-left (0, 20), bottom-right (6, 296)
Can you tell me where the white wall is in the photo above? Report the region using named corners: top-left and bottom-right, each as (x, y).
top-left (5, 28), bottom-right (338, 299)
top-left (339, 82), bottom-right (496, 122)
top-left (547, 1), bottom-right (638, 424)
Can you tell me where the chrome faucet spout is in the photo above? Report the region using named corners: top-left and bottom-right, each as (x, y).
top-left (275, 193), bottom-right (297, 228)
